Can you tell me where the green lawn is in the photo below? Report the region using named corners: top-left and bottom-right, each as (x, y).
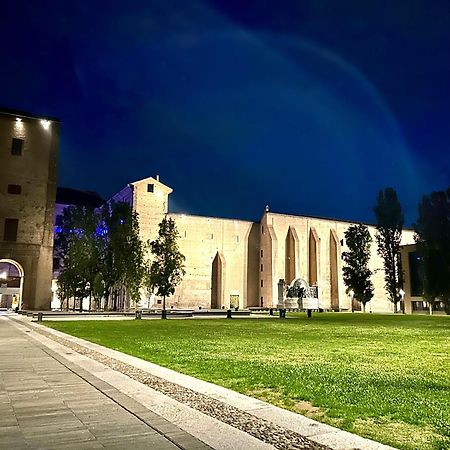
top-left (45, 314), bottom-right (450, 450)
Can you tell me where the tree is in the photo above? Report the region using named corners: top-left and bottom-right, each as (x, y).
top-left (342, 224), bottom-right (374, 312)
top-left (374, 188), bottom-right (404, 313)
top-left (414, 188), bottom-right (450, 314)
top-left (56, 201), bottom-right (145, 311)
top-left (100, 201), bottom-right (145, 310)
top-left (148, 217), bottom-right (185, 319)
top-left (55, 205), bottom-right (100, 311)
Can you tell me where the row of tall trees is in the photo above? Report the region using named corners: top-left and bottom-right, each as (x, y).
top-left (56, 202), bottom-right (145, 311)
top-left (343, 186), bottom-right (450, 314)
top-left (342, 188), bottom-right (404, 312)
top-left (55, 202), bottom-right (185, 315)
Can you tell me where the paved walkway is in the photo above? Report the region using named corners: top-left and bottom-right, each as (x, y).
top-left (0, 316), bottom-right (209, 449)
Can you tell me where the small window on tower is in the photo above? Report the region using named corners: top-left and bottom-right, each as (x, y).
top-left (7, 184), bottom-right (22, 195)
top-left (147, 184), bottom-right (154, 192)
top-left (11, 138), bottom-right (24, 156)
top-left (4, 218), bottom-right (19, 241)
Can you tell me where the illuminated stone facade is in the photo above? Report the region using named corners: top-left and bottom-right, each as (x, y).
top-left (115, 176), bottom-right (417, 313)
top-left (0, 108), bottom-right (59, 310)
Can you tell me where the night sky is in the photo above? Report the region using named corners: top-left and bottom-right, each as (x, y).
top-left (1, 1), bottom-right (449, 225)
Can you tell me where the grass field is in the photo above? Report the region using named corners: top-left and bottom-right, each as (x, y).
top-left (45, 313), bottom-right (450, 450)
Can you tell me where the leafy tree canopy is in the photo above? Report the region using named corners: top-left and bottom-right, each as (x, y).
top-left (148, 217), bottom-right (185, 312)
top-left (56, 201), bottom-right (145, 310)
top-left (342, 223), bottom-right (374, 311)
top-left (374, 187), bottom-right (404, 312)
top-left (414, 187), bottom-right (450, 313)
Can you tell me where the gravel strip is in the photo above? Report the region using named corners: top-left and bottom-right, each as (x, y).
top-left (31, 324), bottom-right (331, 450)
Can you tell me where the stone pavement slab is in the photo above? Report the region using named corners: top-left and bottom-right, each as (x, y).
top-left (0, 316), bottom-right (211, 449)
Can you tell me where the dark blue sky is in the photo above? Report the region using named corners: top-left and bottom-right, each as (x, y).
top-left (1, 1), bottom-right (449, 225)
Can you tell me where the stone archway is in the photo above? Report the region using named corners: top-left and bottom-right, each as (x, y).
top-left (285, 227), bottom-right (297, 285)
top-left (309, 228), bottom-right (319, 285)
top-left (0, 259), bottom-right (24, 310)
top-left (329, 230), bottom-right (339, 311)
top-left (211, 252), bottom-right (225, 309)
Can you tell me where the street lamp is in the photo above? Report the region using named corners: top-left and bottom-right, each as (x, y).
top-left (0, 272), bottom-right (7, 280)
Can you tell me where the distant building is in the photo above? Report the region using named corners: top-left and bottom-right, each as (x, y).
top-left (400, 244), bottom-right (448, 314)
top-left (112, 176), bottom-right (418, 313)
top-left (0, 108), bottom-right (59, 310)
top-left (55, 187), bottom-right (104, 221)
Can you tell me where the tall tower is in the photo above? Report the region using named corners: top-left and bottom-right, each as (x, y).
top-left (129, 176), bottom-right (173, 243)
top-left (0, 108), bottom-right (59, 310)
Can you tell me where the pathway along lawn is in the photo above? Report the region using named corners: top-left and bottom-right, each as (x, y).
top-left (45, 314), bottom-right (450, 450)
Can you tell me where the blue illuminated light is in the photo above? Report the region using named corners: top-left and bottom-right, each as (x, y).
top-left (95, 226), bottom-right (108, 237)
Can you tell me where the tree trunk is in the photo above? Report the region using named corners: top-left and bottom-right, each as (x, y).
top-left (162, 295), bottom-right (167, 319)
top-left (393, 301), bottom-right (398, 314)
top-left (104, 289), bottom-right (110, 311)
top-left (362, 302), bottom-right (366, 313)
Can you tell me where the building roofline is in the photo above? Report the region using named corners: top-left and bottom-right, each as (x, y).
top-left (0, 106), bottom-right (60, 122)
top-left (169, 212), bottom-right (256, 225)
top-left (266, 210), bottom-right (414, 230)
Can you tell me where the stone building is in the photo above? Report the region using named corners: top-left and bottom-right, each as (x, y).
top-left (0, 108), bottom-right (59, 310)
top-left (113, 175), bottom-right (416, 313)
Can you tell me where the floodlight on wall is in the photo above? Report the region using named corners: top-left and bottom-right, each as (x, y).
top-left (40, 120), bottom-right (51, 130)
top-left (15, 117), bottom-right (24, 130)
top-left (0, 272), bottom-right (7, 280)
